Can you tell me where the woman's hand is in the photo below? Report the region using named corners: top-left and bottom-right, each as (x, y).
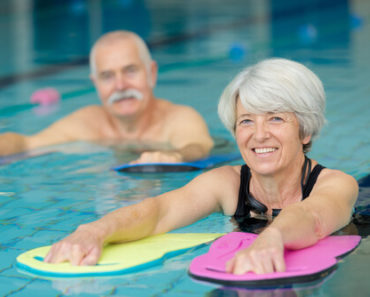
top-left (44, 224), bottom-right (104, 266)
top-left (226, 228), bottom-right (286, 275)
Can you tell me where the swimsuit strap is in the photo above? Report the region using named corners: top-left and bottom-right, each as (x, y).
top-left (235, 165), bottom-right (267, 220)
top-left (302, 162), bottom-right (326, 199)
top-left (235, 165), bottom-right (251, 219)
top-left (234, 157), bottom-right (326, 220)
top-left (301, 156), bottom-right (312, 194)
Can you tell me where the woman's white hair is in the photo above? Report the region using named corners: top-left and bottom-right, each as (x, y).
top-left (218, 58), bottom-right (326, 152)
top-left (89, 30), bottom-right (152, 77)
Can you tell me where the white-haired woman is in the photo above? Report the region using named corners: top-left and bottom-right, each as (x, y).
top-left (45, 58), bottom-right (358, 275)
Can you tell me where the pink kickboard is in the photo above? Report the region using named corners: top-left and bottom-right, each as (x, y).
top-left (189, 232), bottom-right (361, 287)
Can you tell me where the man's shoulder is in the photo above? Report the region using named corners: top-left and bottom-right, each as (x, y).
top-left (157, 99), bottom-right (200, 118)
top-left (40, 105), bottom-right (110, 141)
top-left (69, 105), bottom-right (108, 120)
top-left (74, 104), bottom-right (106, 115)
top-left (51, 105), bottom-right (109, 130)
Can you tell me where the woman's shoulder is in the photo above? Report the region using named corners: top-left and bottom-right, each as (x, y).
top-left (194, 165), bottom-right (242, 213)
top-left (311, 159), bottom-right (355, 182)
top-left (312, 163), bottom-right (358, 195)
top-left (190, 165), bottom-right (242, 192)
top-left (319, 167), bottom-right (357, 184)
top-left (205, 164), bottom-right (242, 179)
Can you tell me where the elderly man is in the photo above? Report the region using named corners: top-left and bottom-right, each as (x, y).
top-left (0, 31), bottom-right (213, 163)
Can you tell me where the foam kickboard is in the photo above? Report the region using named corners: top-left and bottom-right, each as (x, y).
top-left (189, 232), bottom-right (361, 287)
top-left (17, 233), bottom-right (222, 278)
top-left (112, 153), bottom-right (241, 173)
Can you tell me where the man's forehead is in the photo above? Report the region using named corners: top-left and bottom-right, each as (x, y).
top-left (95, 42), bottom-right (141, 69)
top-left (96, 38), bottom-right (137, 55)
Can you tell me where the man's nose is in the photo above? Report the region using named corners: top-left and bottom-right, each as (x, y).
top-left (114, 74), bottom-right (127, 90)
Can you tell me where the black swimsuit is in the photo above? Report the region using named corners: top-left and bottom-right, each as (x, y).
top-left (234, 157), bottom-right (326, 232)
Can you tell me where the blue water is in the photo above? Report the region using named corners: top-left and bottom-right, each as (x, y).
top-left (0, 0), bottom-right (369, 296)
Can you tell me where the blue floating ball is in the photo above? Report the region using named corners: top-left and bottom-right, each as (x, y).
top-left (118, 0), bottom-right (134, 7)
top-left (70, 0), bottom-right (86, 15)
top-left (298, 24), bottom-right (318, 45)
top-left (229, 43), bottom-right (247, 62)
top-left (350, 14), bottom-right (364, 30)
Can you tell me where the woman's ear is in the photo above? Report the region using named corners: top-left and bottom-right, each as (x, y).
top-left (302, 134), bottom-right (311, 145)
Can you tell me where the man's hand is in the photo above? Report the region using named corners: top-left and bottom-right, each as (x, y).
top-left (0, 133), bottom-right (28, 156)
top-left (226, 228), bottom-right (286, 275)
top-left (44, 225), bottom-right (103, 266)
top-left (130, 151), bottom-right (183, 164)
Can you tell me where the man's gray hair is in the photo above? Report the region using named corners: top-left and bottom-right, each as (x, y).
top-left (218, 58), bottom-right (326, 152)
top-left (89, 30), bottom-right (152, 76)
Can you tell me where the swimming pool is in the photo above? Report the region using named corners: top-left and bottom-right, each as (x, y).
top-left (0, 0), bottom-right (369, 296)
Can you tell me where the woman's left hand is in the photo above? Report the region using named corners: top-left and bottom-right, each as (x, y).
top-left (226, 227), bottom-right (286, 275)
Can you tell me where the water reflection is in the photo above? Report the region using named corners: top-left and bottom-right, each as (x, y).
top-left (206, 287), bottom-right (299, 297)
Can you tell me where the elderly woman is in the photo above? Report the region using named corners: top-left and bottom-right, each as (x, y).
top-left (45, 58), bottom-right (358, 275)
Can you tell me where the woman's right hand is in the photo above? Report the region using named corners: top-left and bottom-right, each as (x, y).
top-left (225, 227), bottom-right (286, 275)
top-left (44, 224), bottom-right (104, 266)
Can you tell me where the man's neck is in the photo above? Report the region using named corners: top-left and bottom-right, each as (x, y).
top-left (109, 98), bottom-right (158, 140)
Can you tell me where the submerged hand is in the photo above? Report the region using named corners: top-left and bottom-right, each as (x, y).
top-left (130, 151), bottom-right (183, 164)
top-left (44, 225), bottom-right (103, 266)
top-left (226, 228), bottom-right (286, 275)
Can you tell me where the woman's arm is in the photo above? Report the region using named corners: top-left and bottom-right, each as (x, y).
top-left (277, 169), bottom-right (358, 247)
top-left (44, 166), bottom-right (239, 265)
top-left (227, 169), bottom-right (358, 275)
top-left (44, 197), bottom-right (168, 265)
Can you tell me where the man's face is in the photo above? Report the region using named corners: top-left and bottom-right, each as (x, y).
top-left (91, 38), bottom-right (157, 118)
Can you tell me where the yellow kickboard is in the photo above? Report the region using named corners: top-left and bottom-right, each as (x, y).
top-left (16, 233), bottom-right (222, 278)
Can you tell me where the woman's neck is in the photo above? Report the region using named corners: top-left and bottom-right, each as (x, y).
top-left (249, 155), bottom-right (307, 213)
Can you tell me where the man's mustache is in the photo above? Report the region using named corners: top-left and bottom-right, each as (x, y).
top-left (107, 89), bottom-right (144, 105)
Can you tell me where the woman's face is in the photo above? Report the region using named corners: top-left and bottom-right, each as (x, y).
top-left (235, 99), bottom-right (311, 176)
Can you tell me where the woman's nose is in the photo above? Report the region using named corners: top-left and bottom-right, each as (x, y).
top-left (254, 121), bottom-right (270, 141)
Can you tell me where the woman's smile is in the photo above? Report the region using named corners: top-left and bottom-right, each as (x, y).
top-left (253, 147), bottom-right (278, 154)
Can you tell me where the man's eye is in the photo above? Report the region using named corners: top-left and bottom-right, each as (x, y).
top-left (125, 66), bottom-right (138, 74)
top-left (100, 73), bottom-right (113, 80)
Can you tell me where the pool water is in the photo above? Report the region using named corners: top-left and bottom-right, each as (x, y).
top-left (0, 0), bottom-right (369, 296)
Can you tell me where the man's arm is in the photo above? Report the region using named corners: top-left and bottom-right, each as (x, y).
top-left (169, 105), bottom-right (214, 161)
top-left (131, 105), bottom-right (214, 164)
top-left (0, 132), bottom-right (29, 156)
top-left (0, 106), bottom-right (104, 156)
top-left (130, 143), bottom-right (211, 164)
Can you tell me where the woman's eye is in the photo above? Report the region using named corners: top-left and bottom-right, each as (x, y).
top-left (239, 119), bottom-right (252, 125)
top-left (270, 116), bottom-right (283, 122)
